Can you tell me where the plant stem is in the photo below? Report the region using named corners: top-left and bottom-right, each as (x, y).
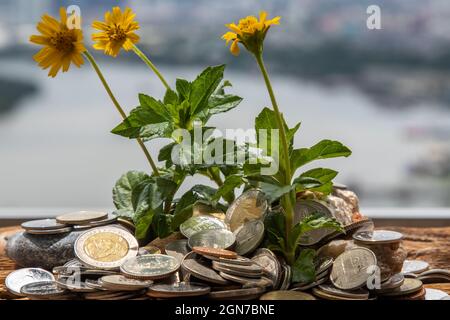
top-left (254, 52), bottom-right (295, 248)
top-left (83, 51), bottom-right (159, 175)
top-left (132, 45), bottom-right (171, 91)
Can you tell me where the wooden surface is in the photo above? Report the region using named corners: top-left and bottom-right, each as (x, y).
top-left (1, 226), bottom-right (449, 299)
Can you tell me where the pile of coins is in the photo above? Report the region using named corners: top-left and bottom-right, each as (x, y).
top-left (4, 190), bottom-right (450, 300)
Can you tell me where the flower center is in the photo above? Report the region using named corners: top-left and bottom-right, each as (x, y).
top-left (108, 25), bottom-right (127, 42)
top-left (50, 31), bottom-right (75, 52)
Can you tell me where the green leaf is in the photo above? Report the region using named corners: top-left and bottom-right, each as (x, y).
top-left (213, 174), bottom-right (245, 202)
top-left (171, 185), bottom-right (218, 230)
top-left (263, 211), bottom-right (286, 253)
top-left (131, 177), bottom-right (178, 240)
top-left (291, 140), bottom-right (352, 172)
top-left (152, 211), bottom-right (174, 239)
top-left (255, 107), bottom-right (283, 156)
top-left (163, 89), bottom-right (178, 105)
top-left (207, 94), bottom-right (242, 116)
top-left (176, 79), bottom-right (191, 100)
top-left (288, 214), bottom-right (343, 249)
top-left (112, 171), bottom-right (151, 213)
top-left (190, 65), bottom-right (225, 115)
top-left (293, 168), bottom-right (338, 195)
top-left (111, 95), bottom-right (174, 141)
top-left (292, 249), bottom-right (316, 283)
top-left (158, 142), bottom-right (177, 167)
top-left (299, 168), bottom-right (338, 184)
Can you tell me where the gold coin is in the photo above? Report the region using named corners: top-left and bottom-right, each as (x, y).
top-left (75, 226), bottom-right (138, 270)
top-left (83, 232), bottom-right (129, 262)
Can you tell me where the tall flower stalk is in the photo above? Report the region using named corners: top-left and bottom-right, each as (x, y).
top-left (83, 51), bottom-right (159, 174)
top-left (222, 12), bottom-right (297, 261)
top-left (29, 7), bottom-right (159, 175)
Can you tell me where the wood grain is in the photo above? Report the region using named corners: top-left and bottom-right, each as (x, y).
top-left (1, 225), bottom-right (449, 299)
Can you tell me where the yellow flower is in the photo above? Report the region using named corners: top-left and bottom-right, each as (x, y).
top-left (29, 7), bottom-right (86, 78)
top-left (92, 7), bottom-right (140, 57)
top-left (222, 11), bottom-right (280, 56)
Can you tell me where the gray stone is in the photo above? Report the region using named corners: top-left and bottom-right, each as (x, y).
top-left (6, 231), bottom-right (83, 270)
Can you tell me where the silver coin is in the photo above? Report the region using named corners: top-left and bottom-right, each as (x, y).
top-left (5, 268), bottom-right (55, 296)
top-left (294, 199), bottom-right (336, 245)
top-left (317, 283), bottom-right (369, 299)
top-left (20, 281), bottom-right (66, 298)
top-left (330, 247), bottom-right (377, 290)
top-left (375, 273), bottom-right (404, 293)
top-left (74, 226), bottom-right (139, 270)
top-left (279, 265), bottom-right (292, 290)
top-left (120, 254), bottom-right (180, 280)
top-left (315, 257), bottom-right (334, 274)
top-left (56, 211), bottom-right (108, 225)
top-left (425, 288), bottom-right (449, 300)
top-left (213, 264), bottom-right (263, 278)
top-left (100, 275), bottom-right (153, 291)
top-left (188, 229), bottom-right (235, 249)
top-left (84, 279), bottom-right (107, 290)
top-left (225, 189), bottom-right (268, 232)
top-left (25, 227), bottom-right (73, 235)
top-left (203, 255), bottom-right (253, 266)
top-left (251, 248), bottom-right (282, 289)
top-left (21, 219), bottom-right (68, 231)
top-left (234, 219), bottom-right (265, 256)
top-left (181, 252), bottom-right (229, 285)
top-left (218, 272), bottom-right (273, 288)
top-left (180, 215), bottom-right (227, 238)
top-left (353, 230), bottom-right (403, 244)
top-left (147, 282), bottom-right (211, 298)
top-left (441, 295), bottom-right (450, 300)
top-left (73, 213), bottom-right (118, 230)
top-left (290, 276), bottom-right (328, 291)
top-left (164, 239), bottom-right (190, 264)
top-left (418, 268), bottom-right (450, 277)
top-left (261, 290), bottom-right (317, 300)
top-left (56, 277), bottom-right (97, 293)
top-left (402, 260), bottom-right (429, 274)
top-left (381, 278), bottom-right (423, 297)
top-left (212, 261), bottom-right (263, 274)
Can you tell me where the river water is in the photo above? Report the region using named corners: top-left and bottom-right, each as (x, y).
top-left (0, 58), bottom-right (449, 209)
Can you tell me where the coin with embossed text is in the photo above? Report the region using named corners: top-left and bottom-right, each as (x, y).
top-left (251, 248), bottom-right (281, 289)
top-left (120, 254), bottom-right (180, 280)
top-left (5, 268), bottom-right (55, 296)
top-left (20, 281), bottom-right (66, 298)
top-left (74, 226), bottom-right (138, 270)
top-left (330, 247), bottom-right (377, 290)
top-left (225, 189), bottom-right (268, 232)
top-left (234, 219), bottom-right (264, 256)
top-left (180, 215), bottom-right (227, 238)
top-left (188, 229), bottom-right (235, 249)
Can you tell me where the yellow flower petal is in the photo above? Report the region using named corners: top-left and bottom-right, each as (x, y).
top-left (259, 11), bottom-right (267, 23)
top-left (230, 39), bottom-right (240, 56)
top-left (91, 6), bottom-right (140, 57)
top-left (29, 6), bottom-right (85, 77)
top-left (226, 23), bottom-right (242, 35)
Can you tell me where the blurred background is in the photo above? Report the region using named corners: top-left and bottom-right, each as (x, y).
top-left (0, 0), bottom-right (449, 220)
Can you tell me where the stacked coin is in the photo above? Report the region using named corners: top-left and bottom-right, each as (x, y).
top-left (290, 256), bottom-right (333, 291)
top-left (21, 219), bottom-right (72, 235)
top-left (179, 247), bottom-right (272, 300)
top-left (353, 229), bottom-right (404, 281)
